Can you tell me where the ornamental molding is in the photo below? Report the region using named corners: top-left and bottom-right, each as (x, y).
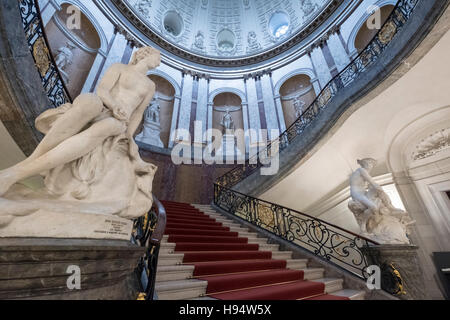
top-left (412, 128), bottom-right (450, 161)
top-left (110, 0), bottom-right (344, 67)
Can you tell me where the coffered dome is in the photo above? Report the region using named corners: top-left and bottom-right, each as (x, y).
top-left (109, 0), bottom-right (344, 66)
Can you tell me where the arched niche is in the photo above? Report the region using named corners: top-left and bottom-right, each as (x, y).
top-left (279, 74), bottom-right (316, 128)
top-left (212, 92), bottom-right (245, 154)
top-left (353, 4), bottom-right (395, 53)
top-left (44, 3), bottom-right (101, 97)
top-left (387, 106), bottom-right (450, 251)
top-left (147, 74), bottom-right (176, 148)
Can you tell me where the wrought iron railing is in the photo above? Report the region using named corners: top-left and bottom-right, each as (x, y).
top-left (132, 195), bottom-right (166, 300)
top-left (18, 0), bottom-right (72, 107)
top-left (214, 184), bottom-right (378, 280)
top-left (216, 0), bottom-right (420, 188)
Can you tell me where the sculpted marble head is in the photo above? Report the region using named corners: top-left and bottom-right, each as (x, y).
top-left (130, 46), bottom-right (161, 69)
top-left (357, 158), bottom-right (377, 171)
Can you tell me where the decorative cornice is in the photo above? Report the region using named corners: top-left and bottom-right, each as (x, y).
top-left (110, 0), bottom-right (344, 67)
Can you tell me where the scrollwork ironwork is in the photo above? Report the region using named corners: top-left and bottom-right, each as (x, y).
top-left (18, 0), bottom-right (72, 108)
top-left (214, 184), bottom-right (378, 280)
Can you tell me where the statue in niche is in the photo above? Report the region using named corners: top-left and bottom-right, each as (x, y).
top-left (243, 0), bottom-right (250, 9)
top-left (201, 0), bottom-right (208, 8)
top-left (293, 97), bottom-right (306, 119)
top-left (348, 158), bottom-right (415, 244)
top-left (136, 97), bottom-right (164, 148)
top-left (192, 31), bottom-right (206, 52)
top-left (220, 108), bottom-right (235, 134)
top-left (246, 31), bottom-right (261, 53)
top-left (301, 0), bottom-right (319, 17)
top-left (55, 42), bottom-right (76, 84)
top-left (0, 46), bottom-right (161, 227)
top-left (146, 98), bottom-right (160, 123)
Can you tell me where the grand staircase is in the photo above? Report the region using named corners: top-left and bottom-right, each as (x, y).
top-left (155, 200), bottom-right (365, 300)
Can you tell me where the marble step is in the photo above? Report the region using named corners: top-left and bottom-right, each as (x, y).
top-left (332, 289), bottom-right (366, 300)
top-left (158, 253), bottom-right (184, 266)
top-left (160, 242), bottom-right (176, 254)
top-left (156, 265), bottom-right (195, 282)
top-left (303, 268), bottom-right (325, 280)
top-left (271, 251), bottom-right (293, 260)
top-left (286, 259), bottom-right (308, 270)
top-left (156, 279), bottom-right (208, 300)
top-left (314, 278), bottom-right (344, 294)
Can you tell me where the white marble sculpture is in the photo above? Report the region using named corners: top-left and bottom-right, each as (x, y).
top-left (136, 98), bottom-right (164, 148)
top-left (0, 46), bottom-right (160, 238)
top-left (348, 158), bottom-right (415, 244)
top-left (216, 107), bottom-right (242, 157)
top-left (293, 97), bottom-right (306, 119)
top-left (55, 42), bottom-right (75, 84)
top-left (220, 109), bottom-right (235, 133)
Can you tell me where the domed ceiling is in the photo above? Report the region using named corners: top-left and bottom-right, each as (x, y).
top-left (110, 0), bottom-right (344, 66)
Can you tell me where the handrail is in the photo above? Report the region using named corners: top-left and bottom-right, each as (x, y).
top-left (216, 0), bottom-right (419, 188)
top-left (132, 195), bottom-right (167, 300)
top-left (18, 0), bottom-right (73, 107)
top-left (214, 184), bottom-right (377, 280)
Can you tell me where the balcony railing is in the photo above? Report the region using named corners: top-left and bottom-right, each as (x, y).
top-left (18, 0), bottom-right (72, 108)
top-left (214, 184), bottom-right (378, 280)
top-left (216, 0), bottom-right (420, 189)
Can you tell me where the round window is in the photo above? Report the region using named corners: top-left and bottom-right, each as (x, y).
top-left (163, 11), bottom-right (184, 37)
top-left (269, 11), bottom-right (290, 39)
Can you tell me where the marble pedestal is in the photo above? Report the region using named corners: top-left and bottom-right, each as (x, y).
top-left (362, 244), bottom-right (427, 300)
top-left (0, 210), bottom-right (133, 241)
top-left (0, 238), bottom-right (144, 300)
top-left (216, 134), bottom-right (242, 158)
top-left (136, 121), bottom-right (164, 148)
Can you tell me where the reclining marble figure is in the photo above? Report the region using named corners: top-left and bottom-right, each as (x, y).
top-left (0, 46), bottom-right (160, 229)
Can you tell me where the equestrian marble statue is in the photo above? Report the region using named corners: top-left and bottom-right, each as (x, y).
top-left (0, 46), bottom-right (160, 236)
top-left (348, 158), bottom-right (415, 244)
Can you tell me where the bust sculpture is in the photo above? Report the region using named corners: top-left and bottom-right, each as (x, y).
top-left (348, 158), bottom-right (415, 244)
top-left (0, 46), bottom-right (160, 229)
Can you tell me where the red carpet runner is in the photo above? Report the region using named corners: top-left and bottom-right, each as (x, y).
top-left (161, 200), bottom-right (349, 300)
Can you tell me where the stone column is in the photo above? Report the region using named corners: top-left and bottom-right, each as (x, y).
top-left (362, 244), bottom-right (427, 300)
top-left (168, 95), bottom-right (181, 148)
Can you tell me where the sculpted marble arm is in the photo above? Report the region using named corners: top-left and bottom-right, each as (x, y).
top-left (361, 169), bottom-right (382, 190)
top-left (96, 63), bottom-right (123, 111)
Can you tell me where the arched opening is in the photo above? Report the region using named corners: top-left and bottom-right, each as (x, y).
top-left (44, 3), bottom-right (101, 97)
top-left (136, 75), bottom-right (176, 148)
top-left (354, 5), bottom-right (395, 52)
top-left (279, 74), bottom-right (316, 128)
top-left (212, 92), bottom-right (245, 155)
